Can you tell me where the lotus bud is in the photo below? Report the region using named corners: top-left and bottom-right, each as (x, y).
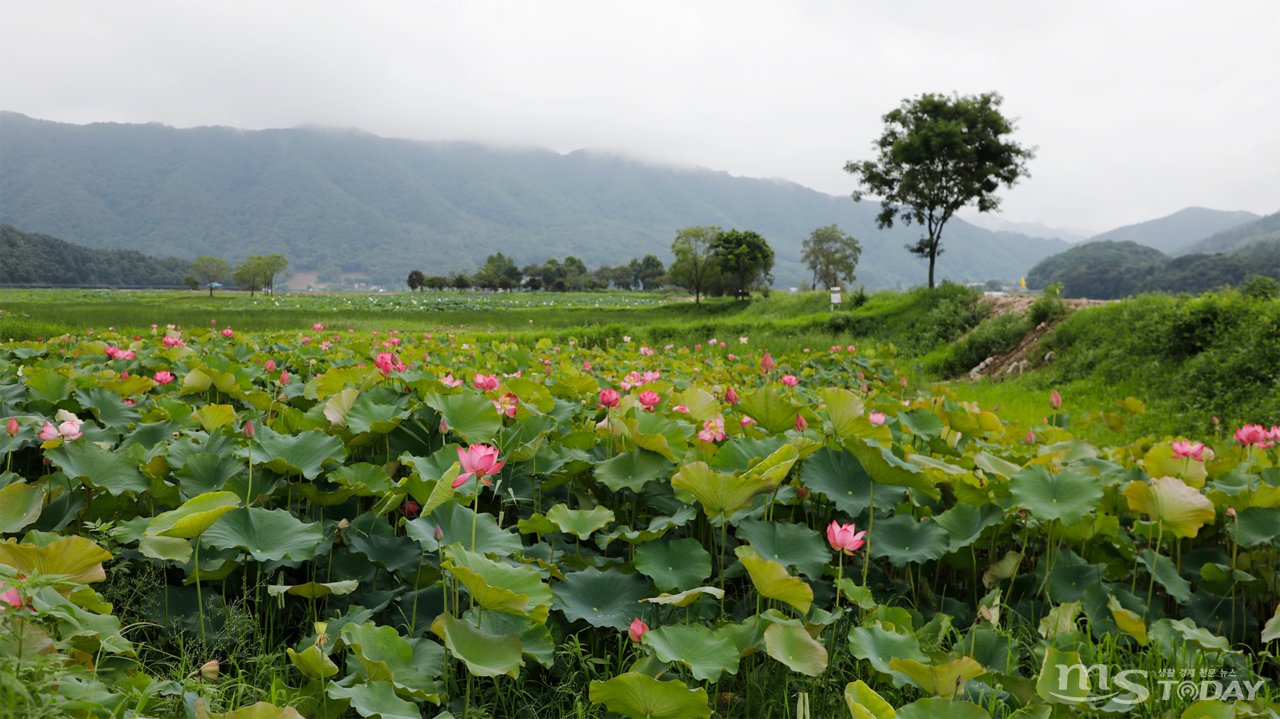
top-left (279, 370), bottom-right (290, 385)
top-left (200, 659), bottom-right (220, 680)
top-left (1049, 389), bottom-right (1062, 409)
top-left (1026, 430), bottom-right (1035, 443)
top-left (1227, 507), bottom-right (1237, 519)
top-left (5, 418), bottom-right (17, 437)
top-left (243, 420), bottom-right (254, 439)
top-left (724, 386), bottom-right (739, 404)
top-left (628, 618), bottom-right (649, 643)
top-left (439, 419), bottom-right (449, 434)
top-left (794, 414), bottom-right (808, 432)
top-left (337, 518), bottom-right (350, 531)
top-left (434, 525), bottom-right (444, 541)
top-left (796, 487), bottom-right (808, 500)
top-left (265, 359), bottom-right (276, 371)
top-left (760, 352), bottom-right (775, 373)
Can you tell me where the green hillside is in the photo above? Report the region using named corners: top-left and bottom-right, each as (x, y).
top-left (0, 112), bottom-right (1069, 289)
top-left (1085, 206), bottom-right (1259, 253)
top-left (0, 224), bottom-right (189, 286)
top-left (1173, 209), bottom-right (1280, 256)
top-left (1026, 240), bottom-right (1166, 289)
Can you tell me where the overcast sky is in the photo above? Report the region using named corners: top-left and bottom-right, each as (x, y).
top-left (3, 0), bottom-right (1277, 234)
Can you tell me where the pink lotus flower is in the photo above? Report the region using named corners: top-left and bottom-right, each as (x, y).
top-left (1049, 389), bottom-right (1063, 409)
top-left (0, 585), bottom-right (22, 611)
top-left (473, 374), bottom-right (500, 391)
top-left (868, 412), bottom-right (886, 426)
top-left (265, 359), bottom-right (276, 372)
top-left (210, 319), bottom-right (216, 325)
top-left (724, 386), bottom-right (739, 404)
top-left (741, 416), bottom-right (756, 427)
top-left (673, 405), bottom-right (690, 414)
top-left (638, 391), bottom-right (661, 412)
top-left (400, 499), bottom-right (421, 517)
top-left (153, 371), bottom-right (175, 385)
top-left (761, 353), bottom-right (775, 373)
top-left (628, 618), bottom-right (649, 643)
top-left (827, 521), bottom-right (866, 555)
top-left (494, 393), bottom-right (520, 418)
top-left (313, 323), bottom-right (324, 331)
top-left (440, 374), bottom-right (464, 388)
top-left (794, 414), bottom-right (808, 432)
top-left (38, 423), bottom-right (59, 442)
top-left (848, 345), bottom-right (855, 352)
top-left (162, 336), bottom-right (185, 348)
top-left (1235, 424), bottom-right (1274, 447)
top-left (375, 352), bottom-right (406, 376)
top-left (698, 416), bottom-right (726, 442)
top-left (640, 347), bottom-right (654, 356)
top-left (642, 370), bottom-right (661, 384)
top-left (780, 375), bottom-right (798, 386)
top-left (598, 389), bottom-right (620, 409)
top-left (1171, 440), bottom-right (1207, 462)
top-left (41, 419), bottom-right (83, 442)
top-left (457, 444), bottom-right (504, 487)
top-left (221, 329), bottom-right (234, 338)
top-left (583, 360), bottom-right (591, 371)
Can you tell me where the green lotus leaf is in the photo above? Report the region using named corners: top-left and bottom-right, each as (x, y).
top-left (252, 428), bottom-right (347, 479)
top-left (194, 700), bottom-right (307, 719)
top-left (1145, 442), bottom-right (1208, 487)
top-left (896, 698), bottom-right (991, 719)
top-left (972, 452), bottom-right (1022, 480)
top-left (315, 366), bottom-right (366, 399)
top-left (0, 535), bottom-right (112, 587)
top-left (191, 404), bottom-right (237, 433)
top-left (516, 513), bottom-right (558, 535)
top-left (763, 623), bottom-right (827, 676)
top-left (743, 443), bottom-right (799, 484)
top-left (672, 387), bottom-right (719, 423)
top-left (0, 481), bottom-right (44, 533)
top-left (671, 461), bottom-right (775, 520)
top-left (738, 386), bottom-right (800, 434)
top-left (145, 491), bottom-right (240, 538)
top-left (820, 388), bottom-right (865, 440)
top-left (844, 680), bottom-right (895, 719)
top-left (932, 503), bottom-right (1005, 552)
top-left (345, 395), bottom-right (411, 436)
top-left (1227, 506), bottom-right (1280, 547)
top-left (545, 504), bottom-right (615, 540)
top-left (1178, 701), bottom-right (1234, 719)
top-left (287, 645), bottom-right (338, 680)
top-left (847, 625), bottom-right (927, 675)
top-left (78, 385), bottom-right (141, 430)
top-left (1009, 466), bottom-right (1101, 526)
top-left (889, 656), bottom-right (985, 699)
top-left (634, 538), bottom-right (712, 592)
top-left (801, 447), bottom-right (883, 516)
top-left (1107, 595), bottom-right (1149, 646)
top-left (642, 586), bottom-right (724, 607)
top-left (328, 463), bottom-right (393, 496)
top-left (442, 543), bottom-right (552, 622)
top-left (1262, 603), bottom-right (1280, 643)
top-left (267, 580), bottom-right (360, 599)
top-left (424, 501), bottom-right (522, 557)
top-left (736, 518), bottom-right (828, 579)
top-left (435, 613), bottom-right (523, 678)
top-left (24, 368), bottom-right (73, 404)
top-left (865, 513), bottom-right (950, 568)
top-left (45, 440), bottom-right (149, 496)
top-left (595, 449), bottom-right (669, 493)
top-left (139, 535), bottom-right (193, 563)
top-left (99, 374), bottom-right (155, 398)
top-left (709, 436), bottom-right (789, 473)
top-left (842, 436), bottom-right (938, 499)
top-left (349, 534), bottom-right (422, 575)
top-left (897, 408), bottom-right (945, 440)
top-left (1036, 646), bottom-right (1089, 705)
top-left (734, 546), bottom-right (812, 614)
top-left (469, 609), bottom-right (556, 668)
top-left (200, 508), bottom-right (324, 562)
top-left (176, 453), bottom-right (244, 498)
top-left (959, 626), bottom-right (1010, 673)
top-left (1124, 476), bottom-right (1215, 538)
top-left (589, 672), bottom-right (711, 719)
top-left (1138, 550), bottom-right (1192, 602)
top-left (552, 567), bottom-right (653, 631)
top-left (323, 387), bottom-right (360, 428)
top-left (1043, 549), bottom-right (1107, 603)
top-left (1154, 616), bottom-right (1235, 652)
top-left (340, 622), bottom-right (444, 701)
top-left (403, 463), bottom-right (460, 517)
top-left (641, 624), bottom-right (741, 682)
top-left (325, 680), bottom-right (421, 719)
top-left (425, 391), bottom-right (502, 444)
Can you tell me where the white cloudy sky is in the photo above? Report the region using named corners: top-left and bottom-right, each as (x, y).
top-left (3, 0), bottom-right (1277, 233)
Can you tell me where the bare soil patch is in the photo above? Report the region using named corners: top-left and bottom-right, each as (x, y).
top-left (969, 295), bottom-right (1113, 379)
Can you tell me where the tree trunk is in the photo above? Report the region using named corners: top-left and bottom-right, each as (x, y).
top-left (928, 236), bottom-right (939, 289)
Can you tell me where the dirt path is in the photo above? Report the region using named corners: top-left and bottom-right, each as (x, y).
top-left (967, 295), bottom-right (1113, 379)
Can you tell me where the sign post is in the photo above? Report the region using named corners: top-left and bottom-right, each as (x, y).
top-left (830, 287), bottom-right (842, 311)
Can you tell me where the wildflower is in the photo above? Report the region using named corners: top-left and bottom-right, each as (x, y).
top-left (725, 386), bottom-right (739, 404)
top-left (698, 416), bottom-right (727, 442)
top-left (869, 412), bottom-right (886, 426)
top-left (598, 389), bottom-right (620, 409)
top-left (628, 618), bottom-right (649, 643)
top-left (154, 371), bottom-right (175, 385)
top-left (780, 375), bottom-right (799, 386)
top-left (473, 374), bottom-right (500, 391)
top-left (827, 521), bottom-right (866, 554)
top-left (1171, 440), bottom-right (1207, 462)
top-left (457, 444), bottom-right (504, 486)
top-left (1049, 389), bottom-right (1063, 409)
top-left (638, 391), bottom-right (661, 412)
top-left (494, 393), bottom-right (520, 418)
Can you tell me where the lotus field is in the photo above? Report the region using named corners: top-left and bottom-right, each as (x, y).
top-left (3, 322), bottom-right (1280, 718)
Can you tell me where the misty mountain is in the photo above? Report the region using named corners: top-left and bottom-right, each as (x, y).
top-left (959, 214), bottom-right (1094, 243)
top-left (1, 224), bottom-right (189, 286)
top-left (1173, 210), bottom-right (1280, 256)
top-left (1086, 207), bottom-right (1260, 254)
top-left (0, 111), bottom-right (1071, 289)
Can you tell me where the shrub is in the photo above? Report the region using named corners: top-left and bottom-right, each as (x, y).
top-left (1028, 282), bottom-right (1066, 325)
top-left (930, 312), bottom-right (1030, 377)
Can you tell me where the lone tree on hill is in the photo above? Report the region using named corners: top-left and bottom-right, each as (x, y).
top-left (844, 91), bottom-right (1035, 288)
top-left (190, 255), bottom-right (230, 297)
top-left (802, 224), bottom-right (862, 290)
top-left (406, 269), bottom-right (425, 291)
top-left (669, 226), bottom-right (722, 305)
top-left (713, 230), bottom-right (774, 300)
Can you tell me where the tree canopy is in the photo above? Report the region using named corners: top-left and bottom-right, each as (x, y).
top-left (668, 226), bottom-right (722, 305)
top-left (844, 91), bottom-right (1035, 288)
top-left (190, 255), bottom-right (231, 296)
top-left (712, 230), bottom-right (774, 299)
top-left (801, 225), bottom-right (861, 290)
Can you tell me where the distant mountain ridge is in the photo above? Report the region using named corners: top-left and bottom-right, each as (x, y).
top-left (1, 224), bottom-right (189, 286)
top-left (959, 214), bottom-right (1095, 243)
top-left (1174, 210), bottom-right (1280, 256)
top-left (0, 111), bottom-right (1072, 288)
top-left (1087, 207), bottom-right (1260, 254)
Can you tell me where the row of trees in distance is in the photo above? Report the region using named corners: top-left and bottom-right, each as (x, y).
top-left (186, 254), bottom-right (288, 296)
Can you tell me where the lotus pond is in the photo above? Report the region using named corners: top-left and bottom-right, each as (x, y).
top-left (1, 323), bottom-right (1279, 719)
